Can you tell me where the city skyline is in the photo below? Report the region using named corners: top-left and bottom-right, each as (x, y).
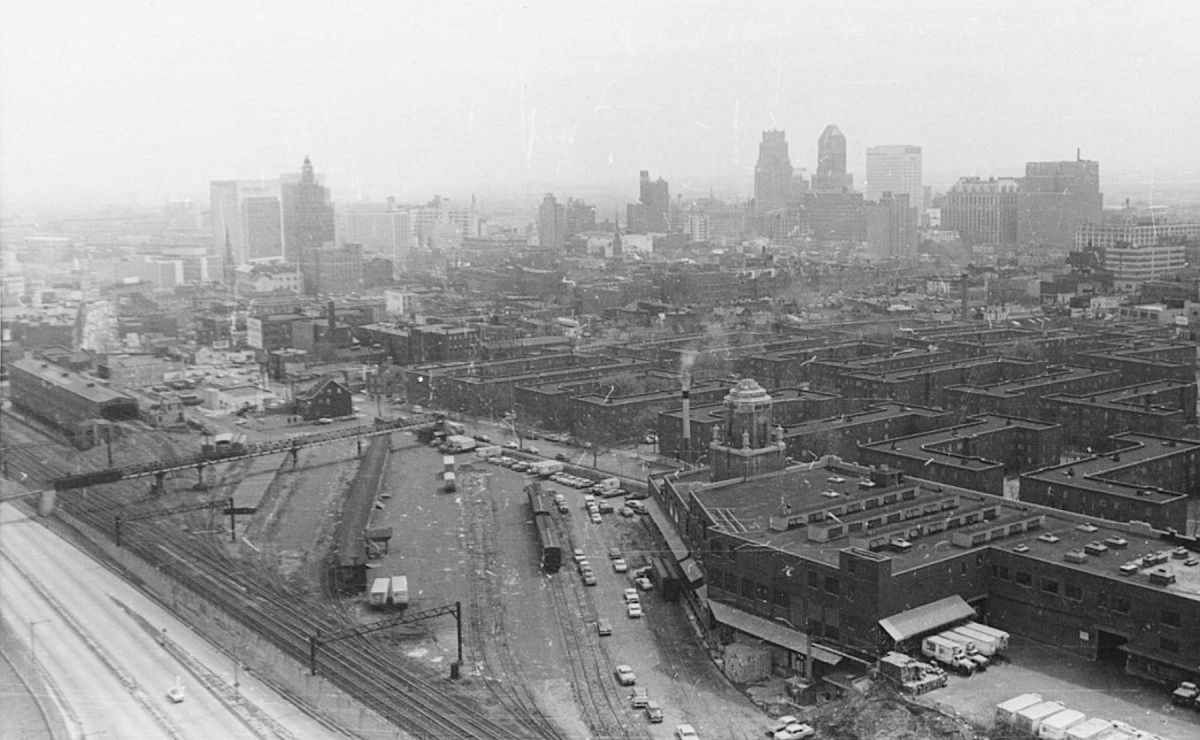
top-left (2, 1), bottom-right (1199, 210)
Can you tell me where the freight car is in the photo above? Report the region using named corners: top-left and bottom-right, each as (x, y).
top-left (535, 516), bottom-right (562, 572)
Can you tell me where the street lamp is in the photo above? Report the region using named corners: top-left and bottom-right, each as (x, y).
top-left (29, 618), bottom-right (49, 663)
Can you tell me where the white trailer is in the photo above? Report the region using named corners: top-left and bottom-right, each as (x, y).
top-left (964, 621), bottom-right (1010, 651)
top-left (370, 577), bottom-right (390, 607)
top-left (996, 694), bottom-right (1043, 727)
top-left (1039, 709), bottom-right (1086, 740)
top-left (530, 460), bottom-right (564, 478)
top-left (937, 630), bottom-right (989, 670)
top-left (476, 445), bottom-right (502, 459)
top-left (443, 435), bottom-right (477, 453)
top-left (1064, 718), bottom-right (1114, 740)
top-left (949, 626), bottom-right (1000, 657)
top-left (1015, 701), bottom-right (1067, 736)
top-left (388, 575), bottom-right (409, 607)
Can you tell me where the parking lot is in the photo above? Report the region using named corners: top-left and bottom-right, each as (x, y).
top-left (367, 437), bottom-right (768, 738)
top-left (917, 636), bottom-right (1200, 739)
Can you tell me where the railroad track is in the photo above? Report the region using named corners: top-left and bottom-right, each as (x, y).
top-left (462, 469), bottom-right (562, 740)
top-left (3, 409), bottom-right (559, 740)
top-left (550, 513), bottom-right (648, 740)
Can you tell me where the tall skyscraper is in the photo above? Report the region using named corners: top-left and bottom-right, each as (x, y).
top-left (638, 170), bottom-right (670, 232)
top-left (538, 194), bottom-right (565, 250)
top-left (866, 192), bottom-right (917, 259)
top-left (281, 157), bottom-right (335, 265)
top-left (210, 179), bottom-right (283, 266)
top-left (813, 125), bottom-right (853, 192)
top-left (865, 145), bottom-right (922, 205)
top-left (753, 130), bottom-right (794, 216)
top-left (1017, 153), bottom-right (1102, 248)
top-left (942, 177), bottom-right (1021, 247)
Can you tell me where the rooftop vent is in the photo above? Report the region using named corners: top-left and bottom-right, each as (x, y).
top-left (1103, 536), bottom-right (1128, 549)
top-left (1075, 524), bottom-right (1099, 533)
top-left (1084, 542), bottom-right (1109, 555)
top-left (1037, 534), bottom-right (1060, 544)
top-left (890, 539), bottom-right (913, 553)
top-left (1064, 551), bottom-right (1088, 564)
top-left (1148, 567), bottom-right (1176, 587)
top-left (1171, 547), bottom-right (1189, 560)
top-left (1013, 544), bottom-right (1030, 553)
top-left (1118, 562), bottom-right (1140, 576)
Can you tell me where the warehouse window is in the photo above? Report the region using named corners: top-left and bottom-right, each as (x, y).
top-left (1160, 637), bottom-right (1180, 654)
top-left (824, 576), bottom-right (840, 595)
top-left (1161, 610), bottom-right (1181, 628)
top-left (1040, 578), bottom-right (1059, 595)
top-left (1015, 571), bottom-right (1032, 587)
top-left (1112, 596), bottom-right (1131, 614)
top-left (1064, 583), bottom-right (1083, 602)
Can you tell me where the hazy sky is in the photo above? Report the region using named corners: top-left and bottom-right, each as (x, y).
top-left (2, 0), bottom-right (1197, 209)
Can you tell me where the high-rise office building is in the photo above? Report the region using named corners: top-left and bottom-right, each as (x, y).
top-left (866, 192), bottom-right (917, 259)
top-left (281, 157), bottom-right (335, 265)
top-left (941, 177), bottom-right (1021, 247)
top-left (565, 198), bottom-right (596, 239)
top-left (865, 145), bottom-right (922, 205)
top-left (638, 170), bottom-right (670, 232)
top-left (753, 130), bottom-right (794, 216)
top-left (813, 125), bottom-right (853, 192)
top-left (538, 194), bottom-right (565, 250)
top-left (1017, 153), bottom-right (1102, 248)
top-left (211, 179), bottom-right (283, 266)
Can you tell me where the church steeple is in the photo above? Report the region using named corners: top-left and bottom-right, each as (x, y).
top-left (301, 156), bottom-right (315, 184)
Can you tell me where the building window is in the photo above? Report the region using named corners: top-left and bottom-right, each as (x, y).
top-left (1040, 579), bottom-right (1059, 595)
top-left (1112, 596), bottom-right (1131, 614)
top-left (1160, 637), bottom-right (1180, 654)
top-left (998, 566), bottom-right (1010, 580)
top-left (1015, 571), bottom-right (1032, 587)
top-left (1064, 583), bottom-right (1083, 602)
top-left (808, 571), bottom-right (819, 589)
top-left (740, 578), bottom-right (755, 598)
top-left (1161, 610), bottom-right (1181, 628)
top-left (824, 576), bottom-right (840, 596)
top-left (773, 589), bottom-right (789, 608)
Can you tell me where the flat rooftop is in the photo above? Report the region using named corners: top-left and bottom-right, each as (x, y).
top-left (859, 414), bottom-right (1055, 471)
top-left (683, 462), bottom-right (1200, 599)
top-left (1022, 433), bottom-right (1199, 503)
top-left (1044, 380), bottom-right (1194, 415)
top-left (11, 358), bottom-right (136, 405)
top-left (783, 401), bottom-right (946, 434)
top-left (947, 365), bottom-right (1115, 399)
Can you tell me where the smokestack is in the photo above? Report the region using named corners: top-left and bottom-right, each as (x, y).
top-left (681, 370), bottom-right (691, 443)
top-left (960, 273), bottom-right (969, 321)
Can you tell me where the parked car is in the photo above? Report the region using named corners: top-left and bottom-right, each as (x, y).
top-left (573, 548), bottom-right (586, 563)
top-left (627, 602), bottom-right (643, 618)
top-left (597, 619), bottom-right (613, 636)
top-left (624, 588), bottom-right (640, 602)
top-left (630, 687), bottom-right (649, 708)
top-left (619, 506), bottom-right (634, 517)
top-left (676, 724), bottom-right (699, 740)
top-left (555, 453), bottom-right (568, 462)
top-left (645, 700), bottom-right (664, 723)
top-left (590, 512), bottom-right (603, 524)
top-left (773, 723), bottom-right (815, 740)
top-left (582, 573), bottom-right (598, 586)
top-left (613, 559), bottom-right (628, 573)
top-left (608, 546), bottom-right (622, 559)
top-left (614, 664), bottom-right (637, 685)
top-left (767, 716), bottom-right (800, 735)
top-left (636, 576), bottom-right (654, 591)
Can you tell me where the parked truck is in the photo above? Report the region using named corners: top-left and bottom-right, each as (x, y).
top-left (921, 635), bottom-right (976, 675)
top-left (593, 477), bottom-right (621, 496)
top-left (1015, 701), bottom-right (1067, 737)
top-left (937, 630), bottom-right (990, 669)
top-left (476, 445), bottom-right (502, 460)
top-left (1038, 709), bottom-right (1086, 740)
top-left (530, 460), bottom-right (564, 478)
top-left (950, 625), bottom-right (1001, 658)
top-left (442, 455), bottom-right (456, 473)
top-left (443, 471), bottom-right (457, 493)
top-left (388, 575), bottom-right (409, 607)
top-left (441, 434), bottom-right (477, 453)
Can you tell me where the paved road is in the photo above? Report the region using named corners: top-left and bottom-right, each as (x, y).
top-left (0, 502), bottom-right (339, 740)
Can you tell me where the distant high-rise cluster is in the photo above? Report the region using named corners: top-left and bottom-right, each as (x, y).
top-left (627, 170), bottom-right (670, 233)
top-left (865, 145), bottom-right (923, 207)
top-left (813, 125), bottom-right (853, 192)
top-left (537, 194), bottom-right (597, 250)
top-left (753, 130), bottom-right (794, 217)
top-left (941, 152), bottom-right (1101, 248)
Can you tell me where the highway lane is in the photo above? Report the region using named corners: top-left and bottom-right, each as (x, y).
top-left (0, 502), bottom-right (339, 739)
